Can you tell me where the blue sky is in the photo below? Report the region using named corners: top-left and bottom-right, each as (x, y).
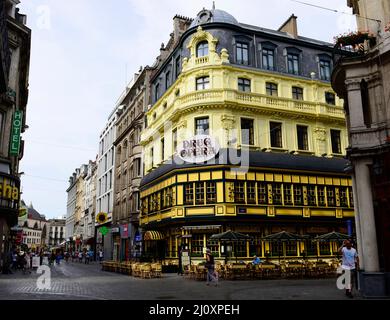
top-left (18, 0), bottom-right (356, 218)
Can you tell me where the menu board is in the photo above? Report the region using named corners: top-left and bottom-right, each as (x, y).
top-left (181, 251), bottom-right (191, 267)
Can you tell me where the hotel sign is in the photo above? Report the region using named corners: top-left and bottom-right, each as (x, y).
top-left (177, 135), bottom-right (220, 164)
top-left (10, 110), bottom-right (23, 156)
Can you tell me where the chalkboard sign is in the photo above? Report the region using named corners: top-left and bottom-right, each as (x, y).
top-left (181, 251), bottom-right (191, 267)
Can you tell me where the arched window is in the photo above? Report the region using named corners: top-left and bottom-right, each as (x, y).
top-left (197, 41), bottom-right (209, 57)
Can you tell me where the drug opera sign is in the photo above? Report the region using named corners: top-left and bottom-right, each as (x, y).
top-left (177, 135), bottom-right (220, 164)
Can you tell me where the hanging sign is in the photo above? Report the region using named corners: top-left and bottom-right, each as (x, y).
top-left (96, 212), bottom-right (109, 225)
top-left (99, 226), bottom-right (109, 236)
top-left (9, 110), bottom-right (23, 156)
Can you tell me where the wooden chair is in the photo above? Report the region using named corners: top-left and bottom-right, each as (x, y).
top-left (195, 265), bottom-right (207, 281)
top-left (261, 264), bottom-right (276, 279)
top-left (151, 263), bottom-right (162, 278)
top-left (132, 263), bottom-right (141, 277)
top-left (140, 264), bottom-right (151, 279)
top-left (108, 261), bottom-right (115, 272)
top-left (215, 263), bottom-right (225, 280)
top-left (189, 264), bottom-right (197, 280)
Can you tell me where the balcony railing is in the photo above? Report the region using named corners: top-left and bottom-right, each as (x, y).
top-left (195, 56), bottom-right (209, 65)
top-left (176, 89), bottom-right (343, 117)
top-left (142, 89), bottom-right (345, 139)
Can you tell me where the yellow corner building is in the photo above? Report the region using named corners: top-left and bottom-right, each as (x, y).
top-left (139, 9), bottom-right (354, 264)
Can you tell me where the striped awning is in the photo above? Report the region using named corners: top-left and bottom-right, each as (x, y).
top-left (144, 231), bottom-right (165, 241)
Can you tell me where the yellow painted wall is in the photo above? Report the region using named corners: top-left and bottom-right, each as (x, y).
top-left (141, 29), bottom-right (347, 173)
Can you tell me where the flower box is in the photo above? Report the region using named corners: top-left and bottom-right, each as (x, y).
top-left (334, 31), bottom-right (376, 47)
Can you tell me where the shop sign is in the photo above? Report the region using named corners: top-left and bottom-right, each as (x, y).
top-left (98, 226), bottom-right (109, 236)
top-left (9, 110), bottom-right (23, 156)
top-left (96, 212), bottom-right (109, 225)
top-left (134, 231), bottom-right (142, 242)
top-left (121, 224), bottom-right (129, 239)
top-left (111, 227), bottom-right (120, 233)
top-left (177, 135), bottom-right (220, 164)
top-left (0, 175), bottom-right (20, 201)
top-left (0, 174), bottom-right (20, 211)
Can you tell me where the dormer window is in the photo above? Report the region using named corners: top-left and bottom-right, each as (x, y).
top-left (236, 42), bottom-right (249, 65)
top-left (319, 60), bottom-right (331, 81)
top-left (287, 53), bottom-right (299, 75)
top-left (285, 47), bottom-right (302, 75)
top-left (197, 41), bottom-right (209, 57)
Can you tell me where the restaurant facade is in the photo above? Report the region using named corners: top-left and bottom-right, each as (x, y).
top-left (139, 8), bottom-right (354, 264)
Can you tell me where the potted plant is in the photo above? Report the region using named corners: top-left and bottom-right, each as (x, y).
top-left (334, 30), bottom-right (376, 48)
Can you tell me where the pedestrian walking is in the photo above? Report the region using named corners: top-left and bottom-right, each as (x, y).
top-left (98, 250), bottom-right (103, 263)
top-left (11, 251), bottom-right (18, 270)
top-left (24, 252), bottom-right (32, 274)
top-left (338, 240), bottom-right (359, 298)
top-left (84, 251), bottom-right (90, 264)
top-left (205, 249), bottom-right (218, 286)
top-left (78, 251), bottom-right (83, 263)
top-left (50, 252), bottom-right (56, 266)
top-left (56, 253), bottom-right (61, 265)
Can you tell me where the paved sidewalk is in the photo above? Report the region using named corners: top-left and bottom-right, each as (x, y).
top-left (0, 262), bottom-right (361, 300)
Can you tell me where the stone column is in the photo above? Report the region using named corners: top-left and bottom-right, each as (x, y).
top-left (352, 174), bottom-right (365, 269)
top-left (0, 218), bottom-right (4, 266)
top-left (354, 159), bottom-right (380, 272)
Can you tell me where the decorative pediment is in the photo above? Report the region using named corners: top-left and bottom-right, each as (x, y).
top-left (183, 26), bottom-right (229, 72)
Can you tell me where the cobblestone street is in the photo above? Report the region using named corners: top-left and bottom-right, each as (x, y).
top-left (0, 262), bottom-right (361, 300)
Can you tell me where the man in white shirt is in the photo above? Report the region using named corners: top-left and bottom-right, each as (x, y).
top-left (339, 240), bottom-right (359, 298)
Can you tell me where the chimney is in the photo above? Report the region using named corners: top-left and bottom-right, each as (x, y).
top-left (278, 14), bottom-right (298, 39)
top-left (173, 15), bottom-right (192, 42)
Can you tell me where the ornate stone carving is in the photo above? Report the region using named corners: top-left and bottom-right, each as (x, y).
top-left (221, 115), bottom-right (235, 130)
top-left (314, 127), bottom-right (327, 141)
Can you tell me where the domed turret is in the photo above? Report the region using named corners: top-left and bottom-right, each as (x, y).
top-left (189, 8), bottom-right (239, 29)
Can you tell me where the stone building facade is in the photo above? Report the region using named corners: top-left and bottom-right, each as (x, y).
top-left (19, 202), bottom-right (49, 251)
top-left (332, 0), bottom-right (390, 298)
top-left (0, 0), bottom-right (31, 264)
top-left (112, 67), bottom-right (154, 261)
top-left (96, 105), bottom-right (120, 259)
top-left (83, 160), bottom-right (97, 251)
top-left (65, 165), bottom-right (88, 252)
top-left (48, 218), bottom-right (66, 248)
